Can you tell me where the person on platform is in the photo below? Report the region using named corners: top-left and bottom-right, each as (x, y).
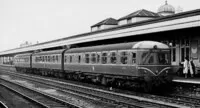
top-left (189, 57), bottom-right (195, 77)
top-left (183, 57), bottom-right (189, 78)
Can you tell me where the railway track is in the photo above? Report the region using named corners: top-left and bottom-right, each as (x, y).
top-left (0, 72), bottom-right (121, 108)
top-left (0, 79), bottom-right (81, 108)
top-left (0, 101), bottom-right (8, 108)
top-left (0, 69), bottom-right (192, 108)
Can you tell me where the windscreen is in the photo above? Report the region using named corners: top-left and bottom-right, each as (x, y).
top-left (140, 50), bottom-right (170, 65)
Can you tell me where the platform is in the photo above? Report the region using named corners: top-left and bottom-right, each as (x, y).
top-left (173, 76), bottom-right (200, 84)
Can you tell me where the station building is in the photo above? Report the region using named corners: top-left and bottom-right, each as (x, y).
top-left (0, 1), bottom-right (200, 72)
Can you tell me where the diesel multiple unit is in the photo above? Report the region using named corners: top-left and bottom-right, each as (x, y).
top-left (14, 41), bottom-right (172, 91)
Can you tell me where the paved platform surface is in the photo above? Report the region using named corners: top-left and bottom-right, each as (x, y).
top-left (173, 76), bottom-right (200, 84)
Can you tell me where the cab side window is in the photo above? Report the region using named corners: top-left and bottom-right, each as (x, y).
top-left (132, 52), bottom-right (136, 64)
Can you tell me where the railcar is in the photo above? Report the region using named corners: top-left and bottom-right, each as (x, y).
top-left (63, 41), bottom-right (172, 90)
top-left (31, 49), bottom-right (66, 77)
top-left (0, 56), bottom-right (14, 65)
top-left (13, 41), bottom-right (172, 92)
top-left (0, 57), bottom-right (3, 65)
top-left (14, 53), bottom-right (32, 73)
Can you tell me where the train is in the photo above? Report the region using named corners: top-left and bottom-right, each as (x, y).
top-left (13, 41), bottom-right (173, 92)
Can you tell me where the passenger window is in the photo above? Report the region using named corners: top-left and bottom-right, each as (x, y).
top-left (66, 55), bottom-right (69, 63)
top-left (120, 51), bottom-right (128, 64)
top-left (96, 53), bottom-right (100, 63)
top-left (56, 55), bottom-right (58, 62)
top-left (91, 53), bottom-right (96, 64)
top-left (50, 56), bottom-right (53, 62)
top-left (40, 56), bottom-right (42, 62)
top-left (110, 52), bottom-right (117, 64)
top-left (25, 58), bottom-right (29, 62)
top-left (78, 55), bottom-right (81, 63)
top-left (132, 52), bottom-right (136, 64)
top-left (35, 57), bottom-right (37, 62)
top-left (52, 56), bottom-right (55, 62)
top-left (72, 55), bottom-right (76, 63)
top-left (42, 56), bottom-right (44, 62)
top-left (37, 57), bottom-right (40, 62)
top-left (85, 54), bottom-right (90, 63)
top-left (48, 56), bottom-right (50, 62)
top-left (64, 55), bottom-right (67, 63)
top-left (69, 55), bottom-right (72, 63)
top-left (101, 53), bottom-right (107, 64)
top-left (45, 56), bottom-right (47, 62)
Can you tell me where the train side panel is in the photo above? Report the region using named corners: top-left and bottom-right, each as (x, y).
top-left (64, 64), bottom-right (138, 76)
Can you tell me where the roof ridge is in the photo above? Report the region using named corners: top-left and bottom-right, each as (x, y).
top-left (118, 9), bottom-right (159, 20)
top-left (136, 9), bottom-right (142, 15)
top-left (91, 17), bottom-right (118, 27)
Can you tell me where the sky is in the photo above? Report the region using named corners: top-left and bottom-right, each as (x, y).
top-left (0, 0), bottom-right (199, 51)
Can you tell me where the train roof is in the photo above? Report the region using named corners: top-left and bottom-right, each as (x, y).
top-left (14, 53), bottom-right (32, 58)
top-left (65, 41), bottom-right (169, 53)
top-left (32, 49), bottom-right (66, 56)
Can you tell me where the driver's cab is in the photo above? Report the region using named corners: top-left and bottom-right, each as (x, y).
top-left (137, 49), bottom-right (171, 76)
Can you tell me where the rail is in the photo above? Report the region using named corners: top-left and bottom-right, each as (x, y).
top-left (0, 78), bottom-right (81, 108)
top-left (0, 101), bottom-right (8, 108)
top-left (0, 69), bottom-right (191, 108)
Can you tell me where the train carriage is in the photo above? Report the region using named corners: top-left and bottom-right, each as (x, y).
top-left (31, 49), bottom-right (66, 76)
top-left (63, 41), bottom-right (172, 88)
top-left (13, 41), bottom-right (172, 92)
top-left (14, 53), bottom-right (32, 73)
